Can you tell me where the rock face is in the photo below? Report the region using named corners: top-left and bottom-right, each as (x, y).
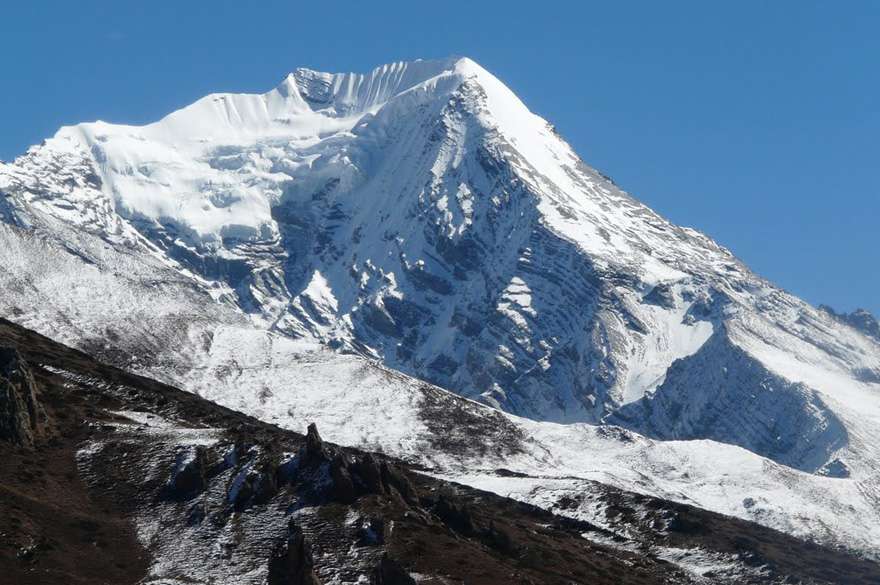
top-left (268, 522), bottom-right (321, 585)
top-left (371, 555), bottom-right (416, 585)
top-left (304, 423), bottom-right (328, 461)
top-left (822, 305), bottom-right (880, 343)
top-left (0, 347), bottom-right (44, 447)
top-left (166, 445), bottom-right (211, 499)
top-left (300, 422), bottom-right (417, 506)
top-left (613, 330), bottom-right (849, 474)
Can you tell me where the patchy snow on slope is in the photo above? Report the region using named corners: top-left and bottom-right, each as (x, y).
top-left (654, 546), bottom-right (770, 582)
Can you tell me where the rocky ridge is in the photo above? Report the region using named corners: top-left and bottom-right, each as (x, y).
top-left (1, 317), bottom-right (878, 584)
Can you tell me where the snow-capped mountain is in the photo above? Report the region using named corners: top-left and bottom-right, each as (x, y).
top-left (2, 57), bottom-right (879, 558)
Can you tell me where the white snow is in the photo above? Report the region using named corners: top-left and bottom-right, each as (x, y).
top-left (3, 56), bottom-right (880, 560)
top-left (302, 269), bottom-right (339, 312)
top-left (620, 290), bottom-right (715, 404)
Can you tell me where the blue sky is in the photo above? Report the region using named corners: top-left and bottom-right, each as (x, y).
top-left (2, 1), bottom-right (877, 314)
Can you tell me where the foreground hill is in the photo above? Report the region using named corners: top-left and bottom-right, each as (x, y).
top-left (1, 317), bottom-right (878, 584)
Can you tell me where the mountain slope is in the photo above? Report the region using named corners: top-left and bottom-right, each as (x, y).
top-left (1, 57), bottom-right (879, 557)
top-left (821, 305), bottom-right (880, 343)
top-left (2, 316), bottom-right (879, 584)
top-left (0, 215), bottom-right (876, 558)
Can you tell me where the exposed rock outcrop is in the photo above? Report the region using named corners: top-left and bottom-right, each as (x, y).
top-left (166, 445), bottom-right (210, 498)
top-left (613, 330), bottom-right (849, 474)
top-left (371, 555), bottom-right (416, 585)
top-left (300, 423), bottom-right (417, 506)
top-left (821, 305), bottom-right (880, 342)
top-left (268, 521), bottom-right (321, 585)
top-left (0, 347), bottom-right (44, 447)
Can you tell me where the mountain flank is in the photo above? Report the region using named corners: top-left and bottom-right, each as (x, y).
top-left (0, 317), bottom-right (879, 584)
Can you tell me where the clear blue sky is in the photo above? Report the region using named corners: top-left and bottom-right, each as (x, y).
top-left (2, 1), bottom-right (877, 315)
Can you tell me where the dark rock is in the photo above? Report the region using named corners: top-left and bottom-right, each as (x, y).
top-left (350, 453), bottom-right (386, 495)
top-left (362, 303), bottom-right (402, 338)
top-left (167, 446), bottom-right (209, 498)
top-left (228, 475), bottom-right (255, 510)
top-left (229, 459), bottom-right (280, 510)
top-left (371, 555), bottom-right (416, 585)
top-left (643, 282), bottom-right (676, 309)
top-left (555, 494), bottom-right (582, 510)
top-left (482, 521), bottom-right (518, 555)
top-left (300, 424), bottom-right (418, 505)
top-left (187, 500), bottom-right (207, 525)
top-left (303, 423), bottom-right (327, 462)
top-left (433, 494), bottom-right (518, 554)
top-left (277, 453), bottom-right (301, 483)
top-left (299, 423), bottom-right (354, 503)
top-left (357, 517), bottom-right (385, 546)
top-left (267, 522), bottom-right (321, 585)
top-left (379, 461), bottom-right (418, 505)
top-left (252, 458), bottom-right (280, 505)
top-left (382, 296), bottom-right (429, 329)
top-left (434, 495), bottom-right (477, 536)
top-left (209, 442), bottom-right (243, 476)
top-left (450, 310), bottom-right (482, 337)
top-left (666, 511), bottom-right (706, 535)
top-left (847, 309), bottom-right (880, 341)
top-left (427, 354), bottom-right (458, 378)
top-left (405, 266), bottom-right (452, 295)
top-left (0, 347), bottom-right (44, 447)
top-left (328, 454), bottom-right (357, 504)
top-left (435, 234), bottom-right (483, 274)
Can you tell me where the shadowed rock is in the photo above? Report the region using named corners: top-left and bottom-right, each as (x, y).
top-left (371, 555), bottom-right (416, 585)
top-left (304, 422), bottom-right (328, 462)
top-left (300, 424), bottom-right (418, 505)
top-left (229, 457), bottom-right (281, 511)
top-left (357, 517), bottom-right (385, 546)
top-left (167, 446), bottom-right (209, 499)
top-left (268, 521), bottom-right (321, 585)
top-left (0, 347), bottom-right (44, 447)
top-left (434, 495), bottom-right (477, 536)
top-left (328, 453), bottom-right (357, 503)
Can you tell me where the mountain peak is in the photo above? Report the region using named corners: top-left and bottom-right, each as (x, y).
top-left (273, 57), bottom-right (475, 115)
top-left (4, 55), bottom-right (880, 564)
